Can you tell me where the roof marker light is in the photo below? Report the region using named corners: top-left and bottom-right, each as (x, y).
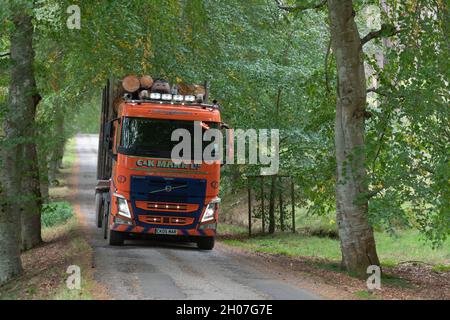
top-left (161, 94), bottom-right (172, 100)
top-left (184, 95), bottom-right (195, 102)
top-left (173, 95), bottom-right (184, 102)
top-left (150, 93), bottom-right (161, 100)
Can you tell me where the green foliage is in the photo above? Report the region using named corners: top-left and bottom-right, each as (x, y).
top-left (431, 264), bottom-right (450, 273)
top-left (363, 0), bottom-right (450, 246)
top-left (41, 201), bottom-right (74, 227)
top-left (67, 95), bottom-right (100, 134)
top-left (354, 290), bottom-right (381, 300)
top-left (217, 223), bottom-right (248, 236)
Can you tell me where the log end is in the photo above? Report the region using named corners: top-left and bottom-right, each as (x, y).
top-left (140, 75), bottom-right (154, 89)
top-left (122, 75), bottom-right (140, 93)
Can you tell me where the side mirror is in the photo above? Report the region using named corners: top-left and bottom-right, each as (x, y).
top-left (104, 118), bottom-right (119, 160)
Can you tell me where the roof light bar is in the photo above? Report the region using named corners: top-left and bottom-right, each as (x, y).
top-left (145, 93), bottom-right (197, 103)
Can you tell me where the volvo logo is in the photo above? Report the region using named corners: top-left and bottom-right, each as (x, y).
top-left (149, 184), bottom-right (187, 194)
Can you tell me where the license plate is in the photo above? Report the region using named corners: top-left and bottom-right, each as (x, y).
top-left (156, 228), bottom-right (178, 235)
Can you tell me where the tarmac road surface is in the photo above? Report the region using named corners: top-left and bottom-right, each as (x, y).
top-left (74, 134), bottom-right (321, 300)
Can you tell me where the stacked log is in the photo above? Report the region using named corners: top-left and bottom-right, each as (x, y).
top-left (122, 75), bottom-right (140, 92)
top-left (139, 75), bottom-right (153, 89)
top-left (177, 83), bottom-right (205, 96)
top-left (120, 75), bottom-right (206, 102)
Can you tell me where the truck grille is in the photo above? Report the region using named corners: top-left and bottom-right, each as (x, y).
top-left (135, 201), bottom-right (199, 213)
top-left (138, 215), bottom-right (195, 226)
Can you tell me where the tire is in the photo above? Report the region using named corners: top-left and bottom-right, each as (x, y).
top-left (107, 228), bottom-right (124, 246)
top-left (102, 201), bottom-right (109, 240)
top-left (95, 193), bottom-right (104, 228)
top-left (197, 237), bottom-right (215, 250)
top-left (103, 202), bottom-right (124, 246)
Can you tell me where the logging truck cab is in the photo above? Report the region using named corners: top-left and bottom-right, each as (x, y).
top-left (95, 77), bottom-right (225, 249)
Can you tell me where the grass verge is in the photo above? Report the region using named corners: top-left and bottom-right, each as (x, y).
top-left (219, 228), bottom-right (449, 266)
top-left (218, 223), bottom-right (450, 299)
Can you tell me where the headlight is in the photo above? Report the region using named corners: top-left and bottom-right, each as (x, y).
top-left (201, 198), bottom-right (220, 222)
top-left (114, 193), bottom-right (131, 219)
top-left (161, 93), bottom-right (172, 100)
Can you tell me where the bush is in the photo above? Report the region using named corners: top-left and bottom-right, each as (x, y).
top-left (41, 201), bottom-right (74, 227)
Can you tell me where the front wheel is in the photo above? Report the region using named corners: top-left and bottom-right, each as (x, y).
top-left (107, 228), bottom-right (124, 246)
top-left (95, 193), bottom-right (103, 228)
top-left (197, 237), bottom-right (215, 250)
top-left (102, 201), bottom-right (109, 240)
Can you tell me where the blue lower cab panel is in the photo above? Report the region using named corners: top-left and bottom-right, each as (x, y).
top-left (130, 175), bottom-right (206, 229)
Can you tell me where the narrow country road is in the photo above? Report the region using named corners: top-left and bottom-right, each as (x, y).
top-left (74, 134), bottom-right (321, 300)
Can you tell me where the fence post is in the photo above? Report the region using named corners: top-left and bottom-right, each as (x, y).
top-left (279, 176), bottom-right (284, 231)
top-left (291, 177), bottom-right (295, 233)
top-left (248, 181), bottom-right (252, 237)
top-left (261, 176), bottom-right (265, 233)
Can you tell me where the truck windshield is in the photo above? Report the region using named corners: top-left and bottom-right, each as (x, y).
top-left (119, 117), bottom-right (219, 159)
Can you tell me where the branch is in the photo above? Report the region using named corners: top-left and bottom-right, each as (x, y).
top-left (367, 87), bottom-right (388, 96)
top-left (366, 186), bottom-right (385, 200)
top-left (275, 0), bottom-right (327, 12)
top-left (325, 38), bottom-right (332, 93)
top-left (361, 23), bottom-right (400, 46)
top-left (0, 52), bottom-right (10, 58)
top-left (367, 87), bottom-right (406, 100)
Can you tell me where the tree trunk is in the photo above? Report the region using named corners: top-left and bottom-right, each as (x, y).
top-left (38, 145), bottom-right (50, 204)
top-left (267, 89), bottom-right (282, 234)
top-left (55, 107), bottom-right (65, 170)
top-left (327, 0), bottom-right (380, 275)
top-left (0, 162), bottom-right (23, 284)
top-left (13, 11), bottom-right (42, 251)
top-left (21, 114), bottom-right (42, 251)
top-left (48, 105), bottom-right (65, 182)
top-left (279, 177), bottom-right (284, 231)
top-left (0, 11), bottom-right (37, 284)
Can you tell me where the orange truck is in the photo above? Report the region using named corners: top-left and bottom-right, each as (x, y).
top-left (95, 76), bottom-right (226, 249)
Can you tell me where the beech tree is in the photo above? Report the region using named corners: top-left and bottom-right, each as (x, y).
top-left (0, 7), bottom-right (33, 284)
top-left (327, 0), bottom-right (381, 274)
top-left (274, 0), bottom-right (402, 274)
top-left (273, 0), bottom-right (448, 274)
top-left (0, 1), bottom-right (43, 284)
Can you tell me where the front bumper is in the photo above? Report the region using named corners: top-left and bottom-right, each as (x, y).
top-left (111, 224), bottom-right (216, 237)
